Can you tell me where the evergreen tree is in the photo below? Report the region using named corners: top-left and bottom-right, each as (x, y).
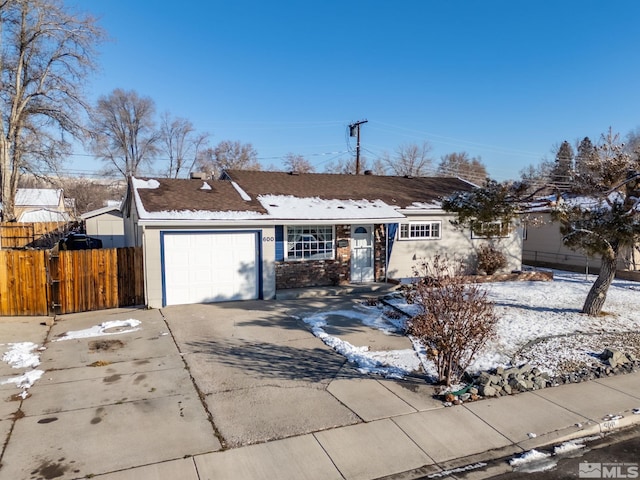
top-left (574, 137), bottom-right (596, 185)
top-left (550, 141), bottom-right (574, 186)
top-left (552, 130), bottom-right (640, 315)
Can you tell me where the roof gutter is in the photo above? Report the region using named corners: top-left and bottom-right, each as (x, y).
top-left (135, 216), bottom-right (405, 228)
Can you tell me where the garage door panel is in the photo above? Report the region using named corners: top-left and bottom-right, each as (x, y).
top-left (163, 232), bottom-right (259, 306)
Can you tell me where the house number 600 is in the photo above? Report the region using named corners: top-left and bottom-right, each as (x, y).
top-left (262, 236), bottom-right (275, 242)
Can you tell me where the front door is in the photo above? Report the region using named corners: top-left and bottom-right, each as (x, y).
top-left (351, 225), bottom-right (374, 283)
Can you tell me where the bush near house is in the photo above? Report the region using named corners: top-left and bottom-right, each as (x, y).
top-left (476, 244), bottom-right (507, 275)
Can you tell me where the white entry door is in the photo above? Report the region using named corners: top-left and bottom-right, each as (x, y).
top-left (351, 225), bottom-right (374, 283)
top-left (162, 231), bottom-right (259, 306)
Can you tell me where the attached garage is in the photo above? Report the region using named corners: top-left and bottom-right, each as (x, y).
top-left (161, 231), bottom-right (262, 306)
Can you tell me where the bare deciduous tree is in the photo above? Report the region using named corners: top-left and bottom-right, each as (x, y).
top-left (89, 89), bottom-right (158, 178)
top-left (283, 153), bottom-right (315, 173)
top-left (323, 156), bottom-right (386, 175)
top-left (437, 152), bottom-right (488, 184)
top-left (195, 140), bottom-right (260, 178)
top-left (58, 177), bottom-right (124, 215)
top-left (0, 0), bottom-right (104, 220)
top-left (519, 159), bottom-right (554, 187)
top-left (158, 112), bottom-right (209, 178)
top-left (382, 142), bottom-right (433, 176)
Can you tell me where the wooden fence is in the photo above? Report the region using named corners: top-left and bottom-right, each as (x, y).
top-left (0, 250), bottom-right (49, 315)
top-left (0, 221), bottom-right (75, 249)
top-left (0, 247), bottom-right (144, 316)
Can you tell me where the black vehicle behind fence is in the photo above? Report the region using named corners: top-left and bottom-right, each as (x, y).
top-left (57, 233), bottom-right (103, 251)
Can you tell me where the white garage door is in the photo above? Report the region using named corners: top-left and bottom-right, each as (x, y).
top-left (162, 231), bottom-right (259, 306)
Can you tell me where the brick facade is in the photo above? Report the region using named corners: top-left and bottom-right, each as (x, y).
top-left (373, 224), bottom-right (387, 282)
top-left (275, 224), bottom-right (391, 290)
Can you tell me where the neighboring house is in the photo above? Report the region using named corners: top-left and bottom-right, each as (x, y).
top-left (14, 188), bottom-right (68, 221)
top-left (122, 170), bottom-right (523, 308)
top-left (81, 205), bottom-right (125, 248)
top-left (18, 208), bottom-right (70, 223)
top-left (523, 211), bottom-right (640, 274)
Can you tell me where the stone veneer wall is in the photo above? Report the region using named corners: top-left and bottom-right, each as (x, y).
top-left (373, 224), bottom-right (387, 282)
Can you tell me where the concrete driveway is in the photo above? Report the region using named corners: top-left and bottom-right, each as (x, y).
top-left (0, 308), bottom-right (220, 480)
top-left (0, 295), bottom-right (441, 479)
top-left (162, 297), bottom-right (375, 448)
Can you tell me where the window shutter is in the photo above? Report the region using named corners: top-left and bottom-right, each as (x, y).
top-left (275, 225), bottom-right (284, 261)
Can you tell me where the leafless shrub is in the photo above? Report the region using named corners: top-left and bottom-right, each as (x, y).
top-left (476, 244), bottom-right (507, 275)
top-left (407, 256), bottom-right (499, 386)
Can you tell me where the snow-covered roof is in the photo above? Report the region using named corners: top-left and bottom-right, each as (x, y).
top-left (129, 172), bottom-right (472, 223)
top-left (18, 208), bottom-right (70, 223)
top-left (15, 188), bottom-right (63, 207)
top-left (525, 191), bottom-right (640, 213)
top-left (257, 195), bottom-right (405, 220)
top-left (80, 205), bottom-right (123, 220)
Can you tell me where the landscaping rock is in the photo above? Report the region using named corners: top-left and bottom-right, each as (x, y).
top-left (466, 362), bottom-right (553, 399)
top-left (602, 348), bottom-right (630, 368)
top-left (439, 349), bottom-right (639, 406)
top-left (479, 384), bottom-right (498, 397)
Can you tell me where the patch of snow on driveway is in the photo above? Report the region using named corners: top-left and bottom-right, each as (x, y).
top-left (0, 342), bottom-right (45, 398)
top-left (55, 319), bottom-right (142, 341)
top-left (303, 310), bottom-right (421, 379)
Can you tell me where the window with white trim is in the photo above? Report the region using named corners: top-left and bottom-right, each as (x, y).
top-left (471, 220), bottom-right (510, 238)
top-left (399, 221), bottom-right (441, 240)
top-left (286, 225), bottom-right (334, 260)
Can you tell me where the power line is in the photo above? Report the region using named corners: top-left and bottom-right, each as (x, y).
top-left (368, 121), bottom-right (544, 159)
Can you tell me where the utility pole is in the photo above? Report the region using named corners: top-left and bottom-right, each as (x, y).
top-left (349, 119), bottom-right (368, 174)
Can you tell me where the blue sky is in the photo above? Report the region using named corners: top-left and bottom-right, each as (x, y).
top-left (70, 1), bottom-right (640, 180)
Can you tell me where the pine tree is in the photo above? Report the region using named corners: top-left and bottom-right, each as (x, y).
top-left (574, 137), bottom-right (596, 187)
top-left (550, 141), bottom-right (575, 187)
top-left (552, 130), bottom-right (640, 315)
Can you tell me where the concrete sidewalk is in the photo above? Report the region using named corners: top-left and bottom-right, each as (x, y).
top-left (1, 298), bottom-right (640, 480)
top-left (100, 372), bottom-right (640, 480)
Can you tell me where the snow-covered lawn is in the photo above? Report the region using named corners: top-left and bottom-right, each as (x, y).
top-left (303, 270), bottom-right (640, 381)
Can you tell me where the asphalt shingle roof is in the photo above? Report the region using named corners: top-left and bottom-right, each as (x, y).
top-left (131, 171), bottom-right (475, 217)
top-left (133, 178), bottom-right (267, 214)
top-left (223, 170), bottom-right (474, 209)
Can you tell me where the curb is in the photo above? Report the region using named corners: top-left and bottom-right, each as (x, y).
top-left (385, 407), bottom-right (640, 480)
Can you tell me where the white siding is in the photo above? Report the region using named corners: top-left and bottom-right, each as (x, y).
top-left (387, 213), bottom-right (523, 279)
top-left (523, 213), bottom-right (637, 271)
top-left (84, 211), bottom-right (125, 248)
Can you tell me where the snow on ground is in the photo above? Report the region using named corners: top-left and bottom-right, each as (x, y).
top-left (0, 319), bottom-right (143, 398)
top-left (302, 270), bottom-right (640, 381)
top-left (54, 319), bottom-right (141, 341)
top-left (509, 449), bottom-right (551, 467)
top-left (507, 437), bottom-right (595, 474)
top-left (0, 342), bottom-right (45, 398)
top-left (1, 342), bottom-right (42, 369)
top-left (303, 307), bottom-right (422, 379)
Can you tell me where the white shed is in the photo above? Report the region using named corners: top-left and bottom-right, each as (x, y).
top-left (81, 205), bottom-right (125, 248)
